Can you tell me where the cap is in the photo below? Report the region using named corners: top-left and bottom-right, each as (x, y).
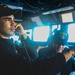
top-left (53, 30), bottom-right (69, 45)
top-left (0, 3), bottom-right (19, 18)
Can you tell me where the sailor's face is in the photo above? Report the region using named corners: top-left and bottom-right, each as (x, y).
top-left (0, 15), bottom-right (16, 36)
top-left (54, 44), bottom-right (65, 53)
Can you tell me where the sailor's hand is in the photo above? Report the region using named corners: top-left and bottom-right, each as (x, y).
top-left (15, 23), bottom-right (27, 39)
top-left (15, 23), bottom-right (25, 35)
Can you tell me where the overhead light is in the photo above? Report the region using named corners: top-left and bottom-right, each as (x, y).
top-left (0, 1), bottom-right (23, 10)
top-left (7, 5), bottom-right (23, 10)
top-left (42, 6), bottom-right (74, 15)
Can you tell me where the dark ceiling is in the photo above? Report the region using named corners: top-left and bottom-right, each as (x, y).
top-left (9, 0), bottom-right (75, 13)
top-left (1, 0), bottom-right (75, 15)
top-left (5, 0), bottom-right (75, 18)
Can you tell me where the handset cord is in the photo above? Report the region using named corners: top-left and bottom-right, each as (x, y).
top-left (21, 40), bottom-right (34, 75)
